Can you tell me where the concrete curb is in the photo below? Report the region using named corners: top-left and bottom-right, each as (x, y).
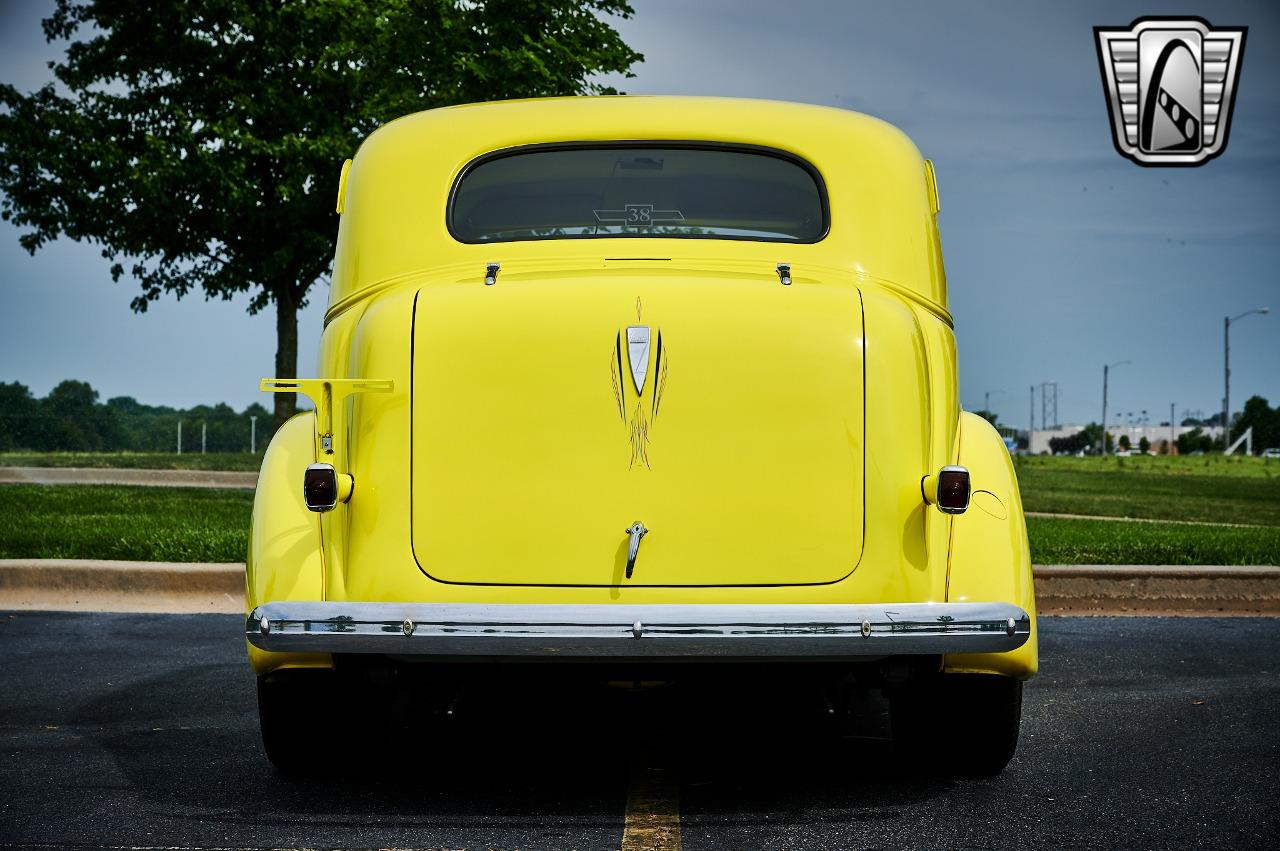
top-left (0, 559), bottom-right (245, 613)
top-left (1034, 564), bottom-right (1280, 616)
top-left (1, 560), bottom-right (1277, 616)
top-left (0, 467), bottom-right (256, 489)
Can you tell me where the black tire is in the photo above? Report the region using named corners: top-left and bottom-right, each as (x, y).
top-left (257, 668), bottom-right (337, 773)
top-left (889, 674), bottom-right (1023, 776)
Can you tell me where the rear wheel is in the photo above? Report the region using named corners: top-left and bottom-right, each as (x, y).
top-left (257, 668), bottom-right (336, 773)
top-left (889, 674), bottom-right (1023, 776)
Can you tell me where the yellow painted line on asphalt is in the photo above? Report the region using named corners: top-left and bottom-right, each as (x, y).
top-left (621, 745), bottom-right (682, 851)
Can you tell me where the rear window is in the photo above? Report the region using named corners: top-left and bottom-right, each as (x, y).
top-left (449, 145), bottom-right (827, 243)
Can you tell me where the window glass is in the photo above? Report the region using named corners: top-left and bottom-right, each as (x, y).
top-left (450, 146), bottom-right (826, 243)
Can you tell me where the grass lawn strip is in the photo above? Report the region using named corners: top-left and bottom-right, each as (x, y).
top-left (0, 451), bottom-right (261, 472)
top-left (1016, 459), bottom-right (1280, 527)
top-left (1025, 511), bottom-right (1266, 529)
top-left (0, 484), bottom-right (251, 563)
top-left (2, 483), bottom-right (1277, 568)
top-left (1027, 515), bottom-right (1280, 567)
top-left (1015, 454), bottom-right (1280, 479)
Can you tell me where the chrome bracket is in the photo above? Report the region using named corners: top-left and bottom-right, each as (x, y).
top-left (624, 521), bottom-right (648, 579)
top-left (777, 263), bottom-right (792, 286)
top-left (484, 262), bottom-right (500, 286)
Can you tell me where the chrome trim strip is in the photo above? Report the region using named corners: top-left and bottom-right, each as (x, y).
top-left (246, 601), bottom-right (1030, 658)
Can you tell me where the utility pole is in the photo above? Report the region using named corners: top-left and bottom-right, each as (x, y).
top-left (1170, 402), bottom-right (1175, 454)
top-left (177, 421), bottom-right (182, 455)
top-left (1029, 385), bottom-right (1035, 442)
top-left (1038, 382), bottom-right (1059, 431)
top-left (983, 389), bottom-right (1003, 419)
top-left (250, 415), bottom-right (258, 454)
top-left (1224, 308), bottom-right (1270, 451)
top-left (201, 422), bottom-right (207, 454)
top-left (1102, 360), bottom-right (1131, 455)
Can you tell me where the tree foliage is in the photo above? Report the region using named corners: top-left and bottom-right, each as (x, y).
top-left (1048, 428), bottom-right (1089, 455)
top-left (1177, 427), bottom-right (1214, 455)
top-left (1048, 422), bottom-right (1111, 455)
top-left (1235, 395), bottom-right (1280, 452)
top-left (0, 379), bottom-right (271, 452)
top-left (0, 0), bottom-right (642, 426)
top-left (972, 409), bottom-right (1000, 427)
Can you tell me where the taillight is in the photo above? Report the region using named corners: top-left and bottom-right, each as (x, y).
top-left (934, 465), bottom-right (970, 514)
top-left (303, 463), bottom-right (339, 512)
top-left (922, 465), bottom-right (970, 515)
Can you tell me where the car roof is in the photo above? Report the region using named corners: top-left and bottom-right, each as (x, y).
top-left (329, 96), bottom-right (946, 318)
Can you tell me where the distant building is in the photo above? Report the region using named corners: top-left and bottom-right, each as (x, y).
top-left (1027, 423), bottom-right (1223, 455)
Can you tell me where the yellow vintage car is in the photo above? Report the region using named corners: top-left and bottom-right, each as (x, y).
top-left (246, 96), bottom-right (1036, 774)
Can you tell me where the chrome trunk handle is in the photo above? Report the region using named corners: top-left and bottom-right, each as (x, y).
top-left (624, 522), bottom-right (648, 579)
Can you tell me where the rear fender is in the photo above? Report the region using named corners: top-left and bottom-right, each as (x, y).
top-left (245, 411), bottom-right (332, 675)
top-left (943, 412), bottom-right (1038, 679)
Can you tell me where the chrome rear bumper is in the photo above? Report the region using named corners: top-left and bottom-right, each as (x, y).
top-left (246, 601), bottom-right (1031, 659)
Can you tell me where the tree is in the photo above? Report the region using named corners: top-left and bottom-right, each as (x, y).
top-left (0, 379), bottom-right (284, 452)
top-left (973, 409), bottom-right (1000, 427)
top-left (1049, 426), bottom-right (1100, 455)
top-left (43, 379), bottom-right (119, 450)
top-left (0, 382), bottom-right (39, 451)
top-left (1079, 422), bottom-right (1111, 454)
top-left (1177, 427), bottom-right (1213, 455)
top-left (1235, 396), bottom-right (1279, 454)
top-left (1138, 436), bottom-right (1150, 454)
top-left (0, 0), bottom-right (643, 428)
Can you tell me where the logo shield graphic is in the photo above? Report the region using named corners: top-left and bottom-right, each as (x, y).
top-left (609, 304), bottom-right (669, 470)
top-left (1095, 17), bottom-right (1246, 166)
top-left (626, 326), bottom-right (650, 394)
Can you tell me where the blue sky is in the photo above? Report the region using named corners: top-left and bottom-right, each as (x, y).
top-left (2, 0), bottom-right (1277, 429)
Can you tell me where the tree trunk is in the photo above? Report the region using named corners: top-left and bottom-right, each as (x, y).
top-left (273, 288), bottom-right (299, 430)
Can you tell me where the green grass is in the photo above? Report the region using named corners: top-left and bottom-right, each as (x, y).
top-left (4, 453), bottom-right (1279, 565)
top-left (1015, 455), bottom-right (1280, 527)
top-left (1027, 516), bottom-right (1280, 566)
top-left (0, 451), bottom-right (261, 472)
top-left (1015, 453), bottom-right (1280, 479)
top-left (0, 484), bottom-right (251, 562)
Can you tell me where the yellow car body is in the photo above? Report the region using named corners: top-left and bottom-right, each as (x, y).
top-left (245, 96), bottom-right (1036, 772)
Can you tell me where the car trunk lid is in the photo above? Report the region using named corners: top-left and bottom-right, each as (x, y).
top-left (410, 270), bottom-right (864, 586)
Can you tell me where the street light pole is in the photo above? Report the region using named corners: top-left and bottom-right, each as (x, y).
top-left (1102, 360), bottom-right (1131, 456)
top-left (1224, 308), bottom-right (1270, 451)
top-left (983, 389), bottom-right (1003, 416)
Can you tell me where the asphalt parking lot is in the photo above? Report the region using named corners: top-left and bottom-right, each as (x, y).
top-left (1, 613), bottom-right (1277, 850)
